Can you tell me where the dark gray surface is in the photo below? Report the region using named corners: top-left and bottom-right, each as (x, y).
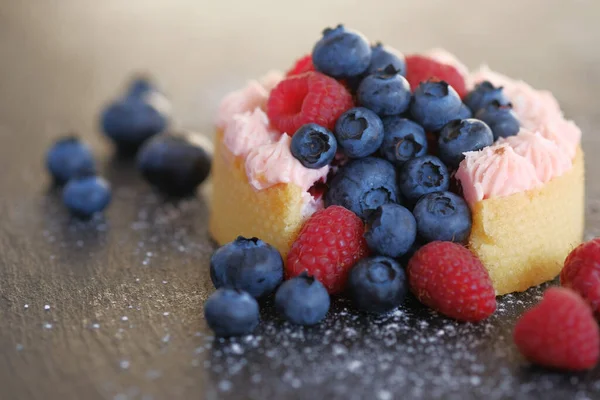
top-left (1, 2), bottom-right (600, 399)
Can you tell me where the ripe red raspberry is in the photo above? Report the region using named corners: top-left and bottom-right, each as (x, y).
top-left (560, 238), bottom-right (600, 315)
top-left (406, 55), bottom-right (468, 98)
top-left (286, 206), bottom-right (369, 294)
top-left (267, 71), bottom-right (354, 135)
top-left (286, 54), bottom-right (315, 77)
top-left (408, 241), bottom-right (496, 322)
top-left (513, 287), bottom-right (599, 371)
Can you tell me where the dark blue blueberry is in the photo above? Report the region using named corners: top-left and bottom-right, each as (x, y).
top-left (210, 236), bottom-right (284, 299)
top-left (137, 134), bottom-right (212, 196)
top-left (275, 272), bottom-right (330, 325)
top-left (290, 124), bottom-right (337, 168)
top-left (464, 81), bottom-right (509, 114)
top-left (101, 96), bottom-right (168, 152)
top-left (410, 79), bottom-right (465, 132)
top-left (364, 204), bottom-right (417, 258)
top-left (399, 238), bottom-right (425, 266)
top-left (475, 100), bottom-right (520, 140)
top-left (368, 43), bottom-right (406, 76)
top-left (357, 65), bottom-right (411, 116)
top-left (347, 256), bottom-right (407, 314)
top-left (312, 24), bottom-right (372, 79)
top-left (398, 155), bottom-right (449, 205)
top-left (413, 191), bottom-right (472, 243)
top-left (46, 136), bottom-right (96, 185)
top-left (127, 77), bottom-right (154, 98)
top-left (438, 119), bottom-right (494, 169)
top-left (204, 288), bottom-right (260, 337)
top-left (334, 107), bottom-right (384, 158)
top-left (62, 176), bottom-right (111, 218)
top-left (380, 117), bottom-right (428, 167)
top-left (325, 157), bottom-right (400, 219)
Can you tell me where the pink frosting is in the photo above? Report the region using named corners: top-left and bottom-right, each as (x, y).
top-left (498, 130), bottom-right (572, 183)
top-left (222, 108), bottom-right (278, 159)
top-left (216, 81), bottom-right (269, 130)
top-left (244, 134), bottom-right (329, 192)
top-left (537, 116), bottom-right (581, 159)
top-left (259, 70), bottom-right (284, 92)
top-left (455, 143), bottom-right (542, 206)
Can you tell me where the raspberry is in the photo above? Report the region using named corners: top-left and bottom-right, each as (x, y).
top-left (267, 71), bottom-right (354, 135)
top-left (286, 206), bottom-right (369, 294)
top-left (560, 238), bottom-right (600, 315)
top-left (513, 287), bottom-right (599, 371)
top-left (406, 55), bottom-right (468, 98)
top-left (286, 54), bottom-right (315, 77)
top-left (407, 241), bottom-right (496, 322)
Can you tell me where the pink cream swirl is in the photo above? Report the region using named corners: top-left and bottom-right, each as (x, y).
top-left (222, 108), bottom-right (278, 159)
top-left (215, 80), bottom-right (269, 130)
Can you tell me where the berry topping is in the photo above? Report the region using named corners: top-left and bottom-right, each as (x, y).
top-left (210, 236), bottom-right (284, 298)
top-left (62, 176), bottom-right (112, 218)
top-left (348, 256), bottom-right (408, 314)
top-left (204, 288), bottom-right (260, 337)
top-left (312, 24), bottom-right (372, 79)
top-left (464, 81), bottom-right (509, 114)
top-left (408, 241), bottom-right (496, 322)
top-left (127, 76), bottom-right (154, 97)
top-left (334, 107), bottom-right (384, 158)
top-left (357, 65), bottom-right (412, 116)
top-left (398, 155), bottom-right (450, 205)
top-left (266, 71), bottom-right (354, 134)
top-left (364, 204), bottom-right (417, 258)
top-left (413, 191), bottom-right (472, 243)
top-left (410, 79), bottom-right (471, 132)
top-left (46, 136), bottom-right (96, 185)
top-left (561, 238), bottom-right (600, 315)
top-left (438, 119), bottom-right (494, 169)
top-left (286, 206), bottom-right (369, 294)
top-left (368, 43), bottom-right (406, 76)
top-left (286, 54), bottom-right (315, 77)
top-left (513, 287), bottom-right (599, 371)
top-left (475, 100), bottom-right (520, 140)
top-left (137, 134), bottom-right (212, 196)
top-left (290, 123), bottom-right (337, 169)
top-left (405, 54), bottom-right (468, 98)
top-left (325, 157), bottom-right (400, 219)
top-left (275, 272), bottom-right (330, 325)
top-left (380, 117), bottom-right (428, 167)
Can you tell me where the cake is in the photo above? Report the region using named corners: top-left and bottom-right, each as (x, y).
top-left (209, 26), bottom-right (584, 296)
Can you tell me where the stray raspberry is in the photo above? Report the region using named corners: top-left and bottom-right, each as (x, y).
top-left (286, 54), bottom-right (315, 77)
top-left (406, 55), bottom-right (468, 98)
top-left (561, 237), bottom-right (600, 315)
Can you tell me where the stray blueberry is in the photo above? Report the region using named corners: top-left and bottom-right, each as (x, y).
top-left (364, 204), bottom-right (417, 258)
top-left (438, 119), bottom-right (494, 169)
top-left (380, 117), bottom-right (428, 167)
top-left (464, 81), bottom-right (509, 114)
top-left (334, 107), bottom-right (384, 158)
top-left (62, 176), bottom-right (111, 218)
top-left (348, 256), bottom-right (407, 314)
top-left (210, 236), bottom-right (284, 299)
top-left (398, 155), bottom-right (450, 205)
top-left (413, 191), bottom-right (472, 243)
top-left (357, 65), bottom-right (412, 116)
top-left (204, 288), bottom-right (260, 337)
top-left (126, 77), bottom-right (154, 98)
top-left (46, 136), bottom-right (96, 185)
top-left (475, 100), bottom-right (520, 140)
top-left (410, 79), bottom-right (469, 132)
top-left (275, 272), bottom-right (330, 325)
top-left (290, 124), bottom-right (337, 168)
top-left (312, 24), bottom-right (372, 79)
top-left (368, 43), bottom-right (406, 76)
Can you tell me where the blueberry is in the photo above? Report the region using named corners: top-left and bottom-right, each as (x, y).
top-left (127, 77), bottom-right (154, 98)
top-left (101, 96), bottom-right (168, 152)
top-left (137, 134), bottom-right (212, 196)
top-left (347, 256), bottom-right (407, 314)
top-left (312, 24), bottom-right (372, 79)
top-left (364, 204), bottom-right (417, 258)
top-left (357, 65), bottom-right (412, 116)
top-left (325, 157), bottom-right (400, 219)
top-left (464, 81), bottom-right (509, 113)
top-left (46, 136), bottom-right (96, 185)
top-left (438, 119), bottom-right (494, 169)
top-left (380, 117), bottom-right (428, 167)
top-left (290, 124), bottom-right (337, 168)
top-left (368, 43), bottom-right (406, 76)
top-left (410, 79), bottom-right (466, 132)
top-left (475, 100), bottom-right (520, 140)
top-left (210, 236), bottom-right (284, 298)
top-left (334, 107), bottom-right (384, 158)
top-left (62, 176), bottom-right (111, 218)
top-left (275, 272), bottom-right (330, 325)
top-left (413, 191), bottom-right (472, 243)
top-left (398, 155), bottom-right (450, 205)
top-left (204, 288), bottom-right (260, 337)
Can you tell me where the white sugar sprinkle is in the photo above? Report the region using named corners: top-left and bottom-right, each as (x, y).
top-left (92, 323), bottom-right (100, 329)
top-left (24, 304), bottom-right (29, 309)
top-left (120, 360), bottom-right (130, 370)
top-left (43, 323), bottom-right (53, 329)
top-left (121, 316), bottom-right (129, 322)
top-left (44, 305), bottom-right (50, 311)
top-left (163, 312), bottom-right (170, 316)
